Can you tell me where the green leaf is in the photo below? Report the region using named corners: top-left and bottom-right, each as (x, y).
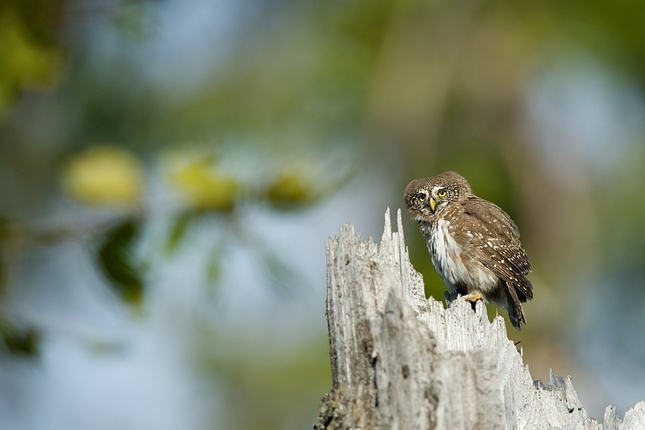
top-left (206, 243), bottom-right (225, 290)
top-left (0, 317), bottom-right (40, 357)
top-left (265, 172), bottom-right (312, 208)
top-left (97, 219), bottom-right (144, 306)
top-left (164, 212), bottom-right (194, 255)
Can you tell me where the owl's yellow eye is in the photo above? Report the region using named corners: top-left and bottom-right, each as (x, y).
top-left (437, 189), bottom-right (447, 198)
top-left (418, 194), bottom-right (426, 202)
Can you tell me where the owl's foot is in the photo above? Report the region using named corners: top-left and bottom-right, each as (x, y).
top-left (463, 292), bottom-right (484, 303)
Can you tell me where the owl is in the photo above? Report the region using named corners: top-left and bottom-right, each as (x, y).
top-left (404, 171), bottom-right (532, 329)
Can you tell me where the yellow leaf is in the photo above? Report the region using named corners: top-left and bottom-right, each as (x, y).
top-left (169, 160), bottom-right (239, 212)
top-left (0, 12), bottom-right (65, 117)
top-left (61, 145), bottom-right (144, 207)
top-left (266, 172), bottom-right (311, 206)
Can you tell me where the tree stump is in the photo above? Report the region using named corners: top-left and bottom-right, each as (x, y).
top-left (315, 209), bottom-right (645, 430)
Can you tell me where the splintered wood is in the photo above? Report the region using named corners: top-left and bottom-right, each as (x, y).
top-left (315, 208), bottom-right (645, 430)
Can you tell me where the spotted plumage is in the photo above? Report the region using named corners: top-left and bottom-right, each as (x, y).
top-left (404, 171), bottom-right (533, 329)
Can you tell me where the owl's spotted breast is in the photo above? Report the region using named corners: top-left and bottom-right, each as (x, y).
top-left (428, 218), bottom-right (499, 296)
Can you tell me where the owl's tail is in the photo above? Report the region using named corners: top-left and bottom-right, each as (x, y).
top-left (516, 278), bottom-right (533, 302)
top-left (506, 279), bottom-right (531, 330)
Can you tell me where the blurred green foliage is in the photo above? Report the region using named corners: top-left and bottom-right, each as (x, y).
top-left (61, 145), bottom-right (145, 206)
top-left (266, 172), bottom-right (311, 208)
top-left (110, 1), bottom-right (156, 40)
top-left (596, 146), bottom-right (645, 270)
top-left (197, 333), bottom-right (332, 430)
top-left (98, 219), bottom-right (145, 306)
top-left (165, 212), bottom-right (194, 255)
top-left (169, 157), bottom-right (240, 212)
top-left (0, 216), bottom-right (7, 297)
top-left (2, 0), bottom-right (645, 426)
top-left (0, 316), bottom-right (40, 357)
top-left (0, 0), bottom-right (65, 117)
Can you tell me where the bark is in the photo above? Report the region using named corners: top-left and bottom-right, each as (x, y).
top-left (315, 208), bottom-right (645, 430)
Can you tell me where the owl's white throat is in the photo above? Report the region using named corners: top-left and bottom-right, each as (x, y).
top-left (430, 219), bottom-right (462, 280)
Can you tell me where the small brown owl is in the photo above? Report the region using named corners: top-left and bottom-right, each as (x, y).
top-left (404, 171), bottom-right (532, 329)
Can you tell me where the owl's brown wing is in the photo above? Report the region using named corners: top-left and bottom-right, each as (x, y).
top-left (458, 196), bottom-right (533, 302)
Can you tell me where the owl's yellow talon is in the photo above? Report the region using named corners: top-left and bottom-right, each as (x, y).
top-left (463, 293), bottom-right (483, 303)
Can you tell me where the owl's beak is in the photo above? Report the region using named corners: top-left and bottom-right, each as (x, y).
top-left (429, 197), bottom-right (437, 212)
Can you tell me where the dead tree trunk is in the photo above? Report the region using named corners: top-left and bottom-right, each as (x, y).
top-left (315, 209), bottom-right (645, 430)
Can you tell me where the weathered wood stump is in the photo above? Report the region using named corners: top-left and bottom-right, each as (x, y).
top-left (315, 209), bottom-right (645, 430)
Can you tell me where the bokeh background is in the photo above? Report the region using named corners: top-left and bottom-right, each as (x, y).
top-left (2, 0), bottom-right (645, 428)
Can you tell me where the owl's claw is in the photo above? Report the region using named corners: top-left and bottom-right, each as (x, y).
top-left (463, 293), bottom-right (484, 303)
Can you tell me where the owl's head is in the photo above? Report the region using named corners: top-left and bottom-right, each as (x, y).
top-left (404, 171), bottom-right (471, 220)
